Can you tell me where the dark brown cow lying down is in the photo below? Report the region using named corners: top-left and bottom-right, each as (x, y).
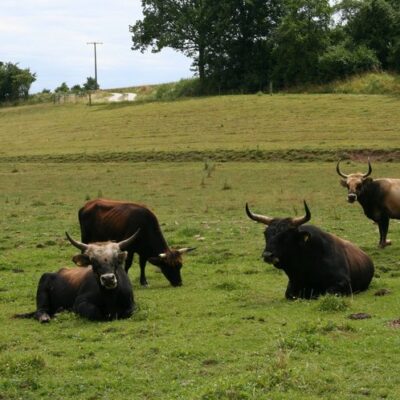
top-left (15, 231), bottom-right (139, 323)
top-left (246, 201), bottom-right (374, 299)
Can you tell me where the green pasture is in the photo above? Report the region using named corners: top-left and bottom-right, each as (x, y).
top-left (1, 94), bottom-right (400, 399)
top-left (1, 94), bottom-right (400, 159)
top-left (1, 160), bottom-right (400, 399)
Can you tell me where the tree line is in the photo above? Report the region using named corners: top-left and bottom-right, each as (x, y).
top-left (130, 0), bottom-right (400, 93)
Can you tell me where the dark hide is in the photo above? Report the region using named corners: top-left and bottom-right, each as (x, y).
top-left (15, 236), bottom-right (136, 323)
top-left (78, 199), bottom-right (194, 287)
top-left (246, 202), bottom-right (374, 299)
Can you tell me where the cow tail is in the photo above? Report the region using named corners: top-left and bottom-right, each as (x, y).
top-left (13, 311), bottom-right (36, 319)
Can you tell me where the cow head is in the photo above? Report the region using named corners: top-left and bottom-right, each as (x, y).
top-left (65, 230), bottom-right (139, 289)
top-left (246, 201), bottom-right (311, 268)
top-left (336, 159), bottom-right (372, 203)
top-left (148, 247), bottom-right (196, 287)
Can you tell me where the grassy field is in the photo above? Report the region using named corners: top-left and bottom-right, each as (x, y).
top-left (1, 94), bottom-right (400, 159)
top-left (1, 94), bottom-right (400, 399)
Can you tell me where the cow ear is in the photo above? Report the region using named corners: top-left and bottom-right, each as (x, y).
top-left (340, 179), bottom-right (347, 187)
top-left (299, 232), bottom-right (311, 244)
top-left (117, 251), bottom-right (128, 265)
top-left (72, 254), bottom-right (91, 267)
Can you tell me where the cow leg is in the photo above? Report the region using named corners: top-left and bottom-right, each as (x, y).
top-left (124, 251), bottom-right (134, 273)
top-left (285, 281), bottom-right (298, 300)
top-left (378, 216), bottom-right (391, 248)
top-left (139, 254), bottom-right (148, 287)
top-left (326, 278), bottom-right (352, 296)
top-left (35, 273), bottom-right (55, 323)
top-left (73, 299), bottom-right (104, 321)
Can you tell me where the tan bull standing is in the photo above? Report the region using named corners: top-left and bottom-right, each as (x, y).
top-left (337, 159), bottom-right (400, 248)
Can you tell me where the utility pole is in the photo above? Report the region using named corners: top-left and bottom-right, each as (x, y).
top-left (87, 41), bottom-right (103, 87)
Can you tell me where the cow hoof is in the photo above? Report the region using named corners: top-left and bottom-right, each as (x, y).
top-left (379, 240), bottom-right (392, 248)
top-left (39, 314), bottom-right (50, 323)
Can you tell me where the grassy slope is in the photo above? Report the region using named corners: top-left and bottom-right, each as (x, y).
top-left (1, 94), bottom-right (400, 158)
top-left (0, 95), bottom-right (400, 399)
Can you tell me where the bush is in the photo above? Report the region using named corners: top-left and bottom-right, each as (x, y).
top-left (318, 44), bottom-right (380, 83)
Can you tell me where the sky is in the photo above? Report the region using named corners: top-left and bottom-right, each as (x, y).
top-left (1, 0), bottom-right (194, 93)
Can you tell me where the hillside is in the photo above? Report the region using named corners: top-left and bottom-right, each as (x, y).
top-left (1, 93), bottom-right (400, 162)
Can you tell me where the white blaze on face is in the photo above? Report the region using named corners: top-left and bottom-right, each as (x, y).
top-left (85, 242), bottom-right (124, 289)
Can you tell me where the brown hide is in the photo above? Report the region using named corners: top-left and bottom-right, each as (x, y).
top-left (58, 267), bottom-right (93, 289)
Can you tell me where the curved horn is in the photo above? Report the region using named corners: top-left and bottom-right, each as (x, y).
top-left (363, 158), bottom-right (372, 178)
top-left (292, 201), bottom-right (311, 226)
top-left (245, 203), bottom-right (274, 225)
top-left (118, 229), bottom-right (140, 251)
top-left (65, 232), bottom-right (89, 251)
top-left (336, 160), bottom-right (348, 178)
top-left (178, 247), bottom-right (196, 254)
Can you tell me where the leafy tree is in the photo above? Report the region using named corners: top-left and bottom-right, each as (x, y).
top-left (272, 0), bottom-right (333, 87)
top-left (83, 77), bottom-right (99, 91)
top-left (54, 82), bottom-right (70, 93)
top-left (131, 0), bottom-right (226, 88)
top-left (131, 0), bottom-right (283, 92)
top-left (70, 84), bottom-right (83, 94)
top-left (341, 0), bottom-right (400, 69)
top-left (204, 0), bottom-right (284, 92)
top-left (0, 62), bottom-right (36, 102)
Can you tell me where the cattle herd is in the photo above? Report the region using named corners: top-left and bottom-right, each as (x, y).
top-left (15, 160), bottom-right (400, 323)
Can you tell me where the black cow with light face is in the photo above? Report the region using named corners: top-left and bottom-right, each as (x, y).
top-left (246, 201), bottom-right (374, 299)
top-left (15, 231), bottom-right (139, 323)
top-left (337, 159), bottom-right (400, 248)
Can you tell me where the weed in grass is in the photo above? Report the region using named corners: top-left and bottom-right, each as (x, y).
top-left (317, 294), bottom-right (350, 312)
top-left (222, 180), bottom-right (232, 190)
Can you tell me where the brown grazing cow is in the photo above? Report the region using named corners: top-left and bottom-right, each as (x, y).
top-left (78, 199), bottom-right (195, 287)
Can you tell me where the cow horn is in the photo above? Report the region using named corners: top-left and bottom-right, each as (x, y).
top-left (292, 201), bottom-right (311, 226)
top-left (178, 247), bottom-right (196, 254)
top-left (65, 232), bottom-right (89, 251)
top-left (245, 203), bottom-right (274, 225)
top-left (336, 160), bottom-right (348, 178)
top-left (363, 158), bottom-right (372, 178)
top-left (159, 253), bottom-right (167, 259)
top-left (118, 229), bottom-right (140, 251)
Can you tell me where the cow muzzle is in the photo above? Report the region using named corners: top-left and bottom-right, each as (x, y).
top-left (263, 251), bottom-right (279, 266)
top-left (347, 193), bottom-right (357, 203)
top-left (100, 273), bottom-right (118, 289)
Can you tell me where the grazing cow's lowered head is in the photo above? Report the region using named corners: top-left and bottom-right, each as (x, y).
top-left (148, 247), bottom-right (195, 287)
top-left (246, 201), bottom-right (311, 267)
top-left (245, 201), bottom-right (374, 299)
top-left (78, 199), bottom-right (196, 287)
top-left (66, 232), bottom-right (139, 289)
top-left (337, 159), bottom-right (372, 203)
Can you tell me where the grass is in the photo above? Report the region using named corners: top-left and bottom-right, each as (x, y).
top-left (1, 161), bottom-right (400, 399)
top-left (1, 94), bottom-right (400, 160)
top-left (1, 92), bottom-right (400, 398)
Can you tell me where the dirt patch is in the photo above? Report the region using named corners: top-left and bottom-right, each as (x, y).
top-left (374, 288), bottom-right (391, 296)
top-left (2, 149), bottom-right (400, 164)
top-left (388, 319), bottom-right (400, 328)
top-left (348, 313), bottom-right (371, 320)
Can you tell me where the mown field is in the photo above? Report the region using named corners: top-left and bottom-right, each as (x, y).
top-left (1, 95), bottom-right (400, 399)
